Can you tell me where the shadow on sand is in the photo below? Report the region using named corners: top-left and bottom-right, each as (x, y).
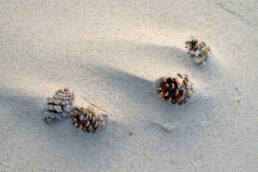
top-left (0, 39), bottom-right (219, 163)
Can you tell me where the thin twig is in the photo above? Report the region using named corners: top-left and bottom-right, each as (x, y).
top-left (84, 98), bottom-right (112, 116)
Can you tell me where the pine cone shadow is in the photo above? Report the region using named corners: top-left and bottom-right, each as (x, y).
top-left (124, 39), bottom-right (217, 74)
top-left (83, 63), bottom-right (218, 139)
top-left (85, 64), bottom-right (198, 119)
top-left (137, 42), bottom-right (218, 74)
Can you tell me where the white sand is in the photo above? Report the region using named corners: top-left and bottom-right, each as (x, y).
top-left (0, 0), bottom-right (257, 171)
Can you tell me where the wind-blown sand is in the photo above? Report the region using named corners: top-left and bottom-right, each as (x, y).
top-left (0, 1), bottom-right (257, 171)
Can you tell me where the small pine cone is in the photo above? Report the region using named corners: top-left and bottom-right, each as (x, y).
top-left (157, 74), bottom-right (194, 105)
top-left (43, 88), bottom-right (74, 123)
top-left (71, 106), bottom-right (104, 133)
top-left (185, 38), bottom-right (210, 65)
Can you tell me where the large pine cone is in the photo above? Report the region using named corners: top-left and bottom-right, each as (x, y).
top-left (157, 74), bottom-right (194, 105)
top-left (185, 38), bottom-right (210, 65)
top-left (43, 88), bottom-right (74, 123)
top-left (71, 106), bottom-right (104, 133)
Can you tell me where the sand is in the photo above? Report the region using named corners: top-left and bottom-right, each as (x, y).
top-left (0, 0), bottom-right (257, 171)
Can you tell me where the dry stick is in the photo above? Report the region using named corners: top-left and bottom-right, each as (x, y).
top-left (84, 98), bottom-right (112, 116)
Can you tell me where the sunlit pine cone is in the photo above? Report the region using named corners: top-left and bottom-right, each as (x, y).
top-left (71, 106), bottom-right (104, 133)
top-left (157, 74), bottom-right (194, 105)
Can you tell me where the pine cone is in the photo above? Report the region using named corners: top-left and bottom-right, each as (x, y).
top-left (71, 106), bottom-right (104, 133)
top-left (185, 38), bottom-right (210, 65)
top-left (43, 88), bottom-right (74, 123)
top-left (157, 74), bottom-right (194, 105)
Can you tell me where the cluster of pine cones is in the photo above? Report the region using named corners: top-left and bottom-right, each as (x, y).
top-left (157, 74), bottom-right (194, 105)
top-left (155, 37), bottom-right (211, 104)
top-left (43, 88), bottom-right (104, 133)
top-left (42, 37), bottom-right (211, 132)
top-left (185, 39), bottom-right (210, 65)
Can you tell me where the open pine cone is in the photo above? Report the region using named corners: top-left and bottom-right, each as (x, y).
top-left (185, 38), bottom-right (210, 65)
top-left (157, 74), bottom-right (194, 105)
top-left (71, 106), bottom-right (104, 133)
top-left (43, 88), bottom-right (74, 123)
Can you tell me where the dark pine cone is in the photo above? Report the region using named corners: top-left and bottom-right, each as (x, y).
top-left (157, 74), bottom-right (194, 105)
top-left (43, 88), bottom-right (74, 123)
top-left (71, 106), bottom-right (104, 133)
